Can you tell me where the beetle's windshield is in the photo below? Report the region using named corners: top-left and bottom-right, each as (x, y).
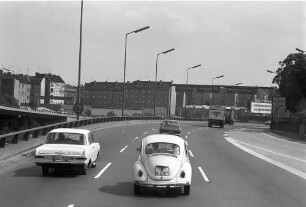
top-left (145, 142), bottom-right (180, 155)
top-left (46, 132), bottom-right (85, 145)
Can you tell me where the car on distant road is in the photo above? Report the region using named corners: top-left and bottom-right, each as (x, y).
top-left (133, 134), bottom-right (192, 195)
top-left (34, 128), bottom-right (100, 176)
top-left (159, 120), bottom-right (182, 136)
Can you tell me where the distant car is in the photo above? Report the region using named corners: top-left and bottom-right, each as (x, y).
top-left (133, 134), bottom-right (192, 195)
top-left (265, 120), bottom-right (271, 126)
top-left (159, 120), bottom-right (182, 136)
top-left (34, 128), bottom-right (100, 176)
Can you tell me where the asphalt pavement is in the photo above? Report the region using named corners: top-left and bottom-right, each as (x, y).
top-left (0, 121), bottom-right (305, 207)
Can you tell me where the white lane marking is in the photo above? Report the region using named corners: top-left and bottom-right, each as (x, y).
top-left (188, 150), bottom-right (194, 158)
top-left (94, 163), bottom-right (112, 179)
top-left (187, 132), bottom-right (190, 135)
top-left (119, 146), bottom-right (128, 153)
top-left (143, 132), bottom-right (148, 135)
top-left (185, 135), bottom-right (188, 139)
top-left (224, 133), bottom-right (228, 137)
top-left (152, 128), bottom-right (156, 131)
top-left (233, 138), bottom-right (306, 163)
top-left (192, 129), bottom-right (196, 132)
top-left (134, 136), bottom-right (139, 140)
top-left (68, 205), bottom-right (75, 207)
top-left (198, 167), bottom-right (210, 182)
top-left (225, 137), bottom-right (306, 180)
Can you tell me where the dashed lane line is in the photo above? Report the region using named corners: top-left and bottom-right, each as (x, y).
top-left (185, 135), bottom-right (188, 139)
top-left (119, 146), bottom-right (128, 153)
top-left (94, 163), bottom-right (112, 179)
top-left (68, 205), bottom-right (75, 207)
top-left (188, 150), bottom-right (194, 158)
top-left (187, 132), bottom-right (190, 135)
top-left (198, 166), bottom-right (210, 182)
top-left (143, 132), bottom-right (148, 135)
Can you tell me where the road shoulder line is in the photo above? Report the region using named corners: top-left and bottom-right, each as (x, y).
top-left (225, 137), bottom-right (306, 180)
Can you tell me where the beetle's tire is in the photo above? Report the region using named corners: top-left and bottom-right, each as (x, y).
top-left (134, 184), bottom-right (140, 194)
top-left (184, 185), bottom-right (190, 195)
top-left (42, 166), bottom-right (49, 176)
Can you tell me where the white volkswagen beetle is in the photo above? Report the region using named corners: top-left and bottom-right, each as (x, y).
top-left (133, 134), bottom-right (192, 195)
top-left (34, 128), bottom-right (100, 176)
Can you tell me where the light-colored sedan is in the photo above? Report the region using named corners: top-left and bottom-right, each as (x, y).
top-left (34, 128), bottom-right (100, 176)
top-left (133, 134), bottom-right (192, 195)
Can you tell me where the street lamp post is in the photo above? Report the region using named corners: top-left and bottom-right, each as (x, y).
top-left (183, 64), bottom-right (202, 118)
top-left (296, 48), bottom-right (306, 53)
top-left (75, 0), bottom-right (84, 121)
top-left (186, 64), bottom-right (202, 84)
top-left (154, 48), bottom-right (175, 116)
top-left (122, 26), bottom-right (150, 116)
top-left (211, 75), bottom-right (225, 105)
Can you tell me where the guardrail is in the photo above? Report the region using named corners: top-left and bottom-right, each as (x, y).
top-left (0, 116), bottom-right (205, 148)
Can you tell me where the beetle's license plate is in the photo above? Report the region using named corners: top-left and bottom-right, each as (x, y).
top-left (155, 166), bottom-right (169, 176)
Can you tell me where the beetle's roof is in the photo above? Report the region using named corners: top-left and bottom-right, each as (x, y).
top-left (143, 134), bottom-right (185, 146)
top-left (49, 128), bottom-right (90, 134)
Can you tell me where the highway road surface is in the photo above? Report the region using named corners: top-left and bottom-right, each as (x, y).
top-left (0, 121), bottom-right (305, 207)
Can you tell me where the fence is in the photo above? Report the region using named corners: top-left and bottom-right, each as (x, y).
top-left (0, 116), bottom-right (205, 148)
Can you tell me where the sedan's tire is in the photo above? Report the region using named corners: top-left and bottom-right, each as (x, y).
top-left (183, 185), bottom-right (190, 195)
top-left (42, 166), bottom-right (49, 176)
top-left (134, 184), bottom-right (140, 194)
top-left (81, 166), bottom-right (88, 175)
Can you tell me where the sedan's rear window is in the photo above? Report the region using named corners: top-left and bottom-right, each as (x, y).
top-left (46, 132), bottom-right (86, 145)
top-left (162, 121), bottom-right (179, 127)
top-left (145, 142), bottom-right (180, 155)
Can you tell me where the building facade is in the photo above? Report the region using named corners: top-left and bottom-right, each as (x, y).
top-left (34, 73), bottom-right (65, 105)
top-left (81, 80), bottom-right (173, 116)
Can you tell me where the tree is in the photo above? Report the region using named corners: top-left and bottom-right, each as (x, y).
top-left (272, 52), bottom-right (306, 113)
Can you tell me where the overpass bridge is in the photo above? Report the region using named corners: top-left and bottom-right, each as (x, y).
top-left (0, 105), bottom-right (68, 133)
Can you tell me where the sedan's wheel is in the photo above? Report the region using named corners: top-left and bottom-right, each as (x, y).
top-left (183, 185), bottom-right (190, 195)
top-left (134, 184), bottom-right (140, 194)
top-left (42, 166), bottom-right (49, 176)
top-left (81, 165), bottom-right (88, 175)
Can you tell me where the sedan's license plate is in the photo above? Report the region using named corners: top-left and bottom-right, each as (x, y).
top-left (53, 156), bottom-right (69, 162)
top-left (155, 166), bottom-right (169, 176)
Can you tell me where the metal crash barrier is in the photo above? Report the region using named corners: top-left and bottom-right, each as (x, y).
top-left (0, 116), bottom-right (205, 148)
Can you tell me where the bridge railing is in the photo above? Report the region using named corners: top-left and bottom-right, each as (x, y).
top-left (0, 116), bottom-right (205, 148)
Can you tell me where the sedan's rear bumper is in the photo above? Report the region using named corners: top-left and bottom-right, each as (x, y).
top-left (35, 162), bottom-right (86, 169)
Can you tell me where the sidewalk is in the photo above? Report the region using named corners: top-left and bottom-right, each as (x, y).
top-left (227, 126), bottom-right (306, 179)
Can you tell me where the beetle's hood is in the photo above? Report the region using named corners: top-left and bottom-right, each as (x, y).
top-left (144, 155), bottom-right (181, 180)
top-left (36, 144), bottom-right (85, 155)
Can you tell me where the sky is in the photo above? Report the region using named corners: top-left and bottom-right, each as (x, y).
top-left (0, 1), bottom-right (305, 87)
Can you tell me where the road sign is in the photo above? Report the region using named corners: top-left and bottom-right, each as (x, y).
top-left (73, 103), bottom-right (83, 114)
